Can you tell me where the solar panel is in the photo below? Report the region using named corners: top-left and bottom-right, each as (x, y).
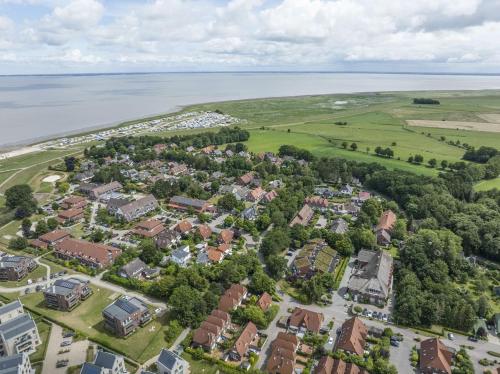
top-left (115, 298), bottom-right (139, 314)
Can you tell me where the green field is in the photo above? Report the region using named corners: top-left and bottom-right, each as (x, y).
top-left (18, 286), bottom-right (178, 363)
top-left (187, 91), bottom-right (500, 179)
top-left (474, 177), bottom-right (500, 191)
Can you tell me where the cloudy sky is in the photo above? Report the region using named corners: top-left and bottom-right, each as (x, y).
top-left (1, 0), bottom-right (500, 75)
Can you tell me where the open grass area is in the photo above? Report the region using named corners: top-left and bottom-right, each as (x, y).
top-left (30, 319), bottom-right (51, 364)
top-left (474, 177), bottom-right (500, 192)
top-left (18, 286), bottom-right (178, 363)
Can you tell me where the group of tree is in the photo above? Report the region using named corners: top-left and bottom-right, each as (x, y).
top-left (278, 144), bottom-right (315, 161)
top-left (4, 184), bottom-right (38, 218)
top-left (463, 146), bottom-right (498, 163)
top-left (374, 146), bottom-right (394, 158)
top-left (413, 98), bottom-right (440, 105)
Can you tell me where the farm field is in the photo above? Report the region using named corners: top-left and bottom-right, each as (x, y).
top-left (17, 286), bottom-right (178, 363)
top-left (187, 90), bottom-right (500, 180)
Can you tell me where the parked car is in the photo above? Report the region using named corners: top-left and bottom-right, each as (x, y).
top-left (390, 340), bottom-right (400, 347)
top-left (468, 336), bottom-right (478, 342)
top-left (60, 341), bottom-right (71, 347)
top-left (448, 333), bottom-right (455, 340)
top-left (328, 336), bottom-right (334, 345)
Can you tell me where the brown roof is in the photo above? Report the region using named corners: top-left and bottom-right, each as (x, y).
top-left (276, 332), bottom-right (298, 346)
top-left (218, 295), bottom-right (238, 312)
top-left (218, 229), bottom-right (234, 243)
top-left (233, 322), bottom-right (258, 358)
top-left (247, 187), bottom-right (265, 201)
top-left (206, 315), bottom-right (225, 329)
top-left (376, 210), bottom-right (396, 231)
top-left (267, 335), bottom-right (297, 374)
top-left (192, 328), bottom-right (216, 348)
top-left (288, 307), bottom-right (324, 333)
top-left (218, 284), bottom-right (247, 312)
top-left (58, 208), bottom-right (84, 219)
top-left (238, 172), bottom-right (254, 185)
top-left (305, 196), bottom-right (329, 208)
top-left (200, 321), bottom-right (221, 336)
top-left (217, 243), bottom-right (231, 254)
top-left (263, 190), bottom-right (278, 202)
top-left (38, 229), bottom-right (71, 243)
top-left (289, 204), bottom-right (314, 227)
top-left (62, 195), bottom-right (86, 206)
top-left (197, 224), bottom-right (212, 239)
top-left (55, 238), bottom-right (121, 267)
top-left (420, 338), bottom-right (453, 374)
top-left (228, 284), bottom-right (247, 299)
top-left (314, 356), bottom-right (367, 374)
top-left (132, 219), bottom-right (165, 237)
top-left (175, 220), bottom-right (193, 233)
top-left (336, 317), bottom-right (367, 355)
top-left (211, 309), bottom-right (231, 324)
top-left (207, 248), bottom-right (224, 263)
top-left (257, 292), bottom-right (273, 311)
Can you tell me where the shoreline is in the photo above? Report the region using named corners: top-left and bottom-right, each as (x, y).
top-left (1, 88), bottom-right (500, 160)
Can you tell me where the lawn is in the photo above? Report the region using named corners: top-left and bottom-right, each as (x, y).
top-left (182, 352), bottom-right (219, 374)
top-left (474, 178), bottom-right (500, 192)
top-left (30, 319), bottom-right (51, 363)
top-left (18, 286), bottom-right (179, 363)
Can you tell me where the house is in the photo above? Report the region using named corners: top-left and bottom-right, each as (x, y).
top-left (0, 256), bottom-right (37, 282)
top-left (0, 302), bottom-right (40, 356)
top-left (157, 348), bottom-right (189, 374)
top-left (171, 245), bottom-right (191, 267)
top-left (242, 206), bottom-right (258, 221)
top-left (246, 187), bottom-right (265, 202)
top-left (54, 238), bottom-right (122, 268)
top-left (175, 220), bottom-right (193, 234)
top-left (0, 352), bottom-right (33, 374)
top-left (57, 208), bottom-right (84, 224)
top-left (262, 190), bottom-right (278, 203)
top-left (155, 229), bottom-right (180, 250)
top-left (102, 297), bottom-right (151, 337)
top-left (336, 317), bottom-right (367, 356)
top-left (154, 143), bottom-right (167, 155)
top-left (30, 229), bottom-right (71, 250)
top-left (229, 322), bottom-right (258, 361)
top-left (131, 219), bottom-right (165, 238)
top-left (339, 184), bottom-right (353, 196)
top-left (115, 195), bottom-right (158, 222)
top-left (305, 196), bottom-right (329, 210)
top-left (292, 240), bottom-right (338, 279)
top-left (191, 309), bottom-right (231, 352)
top-left (80, 181), bottom-right (122, 200)
top-left (196, 225), bottom-right (212, 240)
top-left (352, 191), bottom-right (371, 205)
top-left (60, 195), bottom-right (87, 210)
top-left (330, 218), bottom-right (349, 234)
top-left (266, 332), bottom-right (298, 374)
top-left (256, 292), bottom-right (272, 311)
top-left (106, 198), bottom-right (130, 215)
top-left (191, 326), bottom-right (218, 352)
top-left (237, 172), bottom-right (254, 186)
top-left (314, 187), bottom-right (335, 199)
top-left (419, 338), bottom-right (453, 374)
top-left (168, 163), bottom-right (188, 176)
top-left (168, 196), bottom-right (214, 213)
top-left (218, 284), bottom-right (248, 312)
top-left (80, 350), bottom-right (128, 374)
top-left (289, 204), bottom-right (314, 227)
top-left (218, 229), bottom-right (234, 244)
top-left (376, 210), bottom-right (396, 232)
top-left (118, 258), bottom-right (149, 279)
top-left (207, 247), bottom-right (224, 264)
top-left (314, 356), bottom-right (367, 374)
top-left (43, 278), bottom-right (92, 311)
top-left (269, 180), bottom-right (284, 189)
top-left (288, 307), bottom-right (324, 334)
top-left (347, 250), bottom-right (393, 305)
top-left (376, 229), bottom-right (391, 246)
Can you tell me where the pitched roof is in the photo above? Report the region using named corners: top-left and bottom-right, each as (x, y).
top-left (38, 229), bottom-right (71, 243)
top-left (349, 250), bottom-right (393, 299)
top-left (420, 338), bottom-right (453, 374)
top-left (211, 309), bottom-right (230, 324)
top-left (233, 322), bottom-right (258, 358)
top-left (337, 317), bottom-right (367, 355)
top-left (55, 238), bottom-right (121, 267)
top-left (192, 327), bottom-right (216, 347)
top-left (118, 195), bottom-right (158, 219)
top-left (157, 349), bottom-right (186, 370)
top-left (289, 204), bottom-right (314, 227)
top-left (314, 356), bottom-right (368, 374)
top-left (197, 224), bottom-right (212, 239)
top-left (175, 220), bottom-right (193, 233)
top-left (376, 210), bottom-right (396, 231)
top-left (207, 248), bottom-right (224, 263)
top-left (218, 229), bottom-right (234, 243)
top-left (257, 292), bottom-right (273, 311)
top-left (58, 208), bottom-right (84, 219)
top-left (288, 307), bottom-right (324, 333)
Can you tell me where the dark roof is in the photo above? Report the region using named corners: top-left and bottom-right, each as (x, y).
top-left (103, 297), bottom-right (147, 322)
top-left (93, 351), bottom-right (119, 369)
top-left (0, 353), bottom-right (26, 373)
top-left (170, 196), bottom-right (207, 209)
top-left (80, 363), bottom-right (106, 374)
top-left (0, 300), bottom-right (23, 316)
top-left (157, 349), bottom-right (185, 370)
top-left (0, 313), bottom-right (37, 340)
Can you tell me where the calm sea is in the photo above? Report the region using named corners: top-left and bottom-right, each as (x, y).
top-left (1, 72), bottom-right (500, 147)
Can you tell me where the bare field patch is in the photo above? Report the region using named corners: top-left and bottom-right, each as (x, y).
top-left (478, 113), bottom-right (500, 123)
top-left (407, 119), bottom-right (500, 133)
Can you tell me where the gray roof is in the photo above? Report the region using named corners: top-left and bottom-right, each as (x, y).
top-left (170, 195), bottom-right (207, 209)
top-left (79, 363), bottom-right (106, 374)
top-left (158, 349), bottom-right (185, 370)
top-left (0, 300), bottom-right (23, 316)
top-left (120, 258), bottom-right (147, 278)
top-left (0, 353), bottom-right (26, 374)
top-left (103, 297), bottom-right (147, 322)
top-left (0, 313), bottom-right (36, 340)
top-left (94, 351), bottom-right (119, 369)
top-left (349, 250), bottom-right (393, 298)
top-left (118, 195), bottom-right (158, 218)
top-left (0, 255), bottom-right (32, 269)
top-left (196, 251), bottom-right (210, 265)
top-left (107, 198), bottom-right (129, 210)
top-left (331, 218), bottom-right (349, 234)
top-left (172, 247), bottom-right (190, 261)
top-left (45, 278), bottom-right (84, 297)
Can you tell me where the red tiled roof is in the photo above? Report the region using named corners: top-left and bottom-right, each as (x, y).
top-left (55, 238), bottom-right (121, 267)
top-left (257, 292), bottom-right (273, 311)
top-left (420, 338), bottom-right (453, 374)
top-left (337, 317), bottom-right (368, 356)
top-left (197, 224), bottom-right (212, 239)
top-left (218, 229), bottom-right (234, 244)
top-left (175, 220), bottom-right (193, 233)
top-left (38, 229), bottom-right (71, 243)
top-left (233, 322), bottom-right (258, 358)
top-left (58, 208), bottom-right (84, 219)
top-left (288, 307), bottom-right (324, 333)
top-left (376, 210), bottom-right (396, 231)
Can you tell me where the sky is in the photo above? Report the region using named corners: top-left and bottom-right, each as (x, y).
top-left (1, 0), bottom-right (500, 75)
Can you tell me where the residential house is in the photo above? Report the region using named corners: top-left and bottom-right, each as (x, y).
top-left (168, 163), bottom-right (188, 176)
top-left (0, 303), bottom-right (40, 356)
top-left (256, 292), bottom-right (272, 311)
top-left (347, 250), bottom-right (393, 305)
top-left (171, 246), bottom-right (191, 267)
top-left (288, 307), bottom-right (324, 334)
top-left (54, 238), bottom-right (122, 269)
top-left (419, 338), bottom-right (453, 374)
top-left (0, 352), bottom-right (33, 374)
top-left (168, 196), bottom-right (214, 213)
top-left (119, 258), bottom-right (150, 279)
top-left (314, 187), bottom-right (335, 199)
top-left (262, 190), bottom-right (278, 203)
top-left (43, 278), bottom-right (92, 311)
top-left (155, 230), bottom-right (180, 250)
top-left (269, 180), bottom-right (284, 189)
top-left (106, 198), bottom-right (130, 215)
top-left (266, 332), bottom-right (298, 374)
top-left (375, 210), bottom-right (396, 245)
top-left (352, 191), bottom-right (371, 205)
top-left (154, 143), bottom-right (167, 155)
top-left (242, 206), bottom-right (258, 221)
top-left (30, 229), bottom-right (71, 250)
top-left (80, 350), bottom-right (128, 374)
top-left (246, 187), bottom-right (265, 202)
top-left (292, 240), bottom-right (338, 279)
top-left (218, 229), bottom-right (234, 244)
top-left (175, 220), bottom-right (193, 235)
top-left (74, 170), bottom-right (94, 183)
top-left (157, 348), bottom-right (189, 374)
top-left (289, 204), bottom-right (314, 227)
top-left (336, 317), bottom-right (368, 356)
top-left (0, 256), bottom-right (37, 282)
top-left (314, 356), bottom-right (367, 374)
top-left (196, 225), bottom-right (212, 240)
top-left (330, 218), bottom-right (349, 235)
top-left (339, 184), bottom-right (353, 196)
top-left (80, 181), bottom-right (122, 201)
top-left (115, 195), bottom-right (158, 222)
top-left (237, 172), bottom-right (254, 186)
top-left (102, 297), bottom-right (151, 337)
top-left (57, 208), bottom-right (84, 224)
top-left (60, 195), bottom-right (87, 210)
top-left (305, 196), bottom-right (329, 210)
top-left (229, 322), bottom-right (258, 361)
top-left (131, 219), bottom-right (165, 238)
top-left (191, 327), bottom-right (218, 352)
top-left (218, 284), bottom-right (248, 312)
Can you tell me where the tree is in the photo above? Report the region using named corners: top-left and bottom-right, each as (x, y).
top-left (139, 239), bottom-right (163, 265)
top-left (250, 269), bottom-right (275, 294)
top-left (57, 182), bottom-right (70, 194)
top-left (21, 218), bottom-right (31, 238)
top-left (218, 193), bottom-right (241, 211)
top-left (476, 295), bottom-right (490, 318)
top-left (223, 216), bottom-right (234, 227)
top-left (35, 220), bottom-right (48, 237)
top-left (265, 255), bottom-right (287, 280)
top-left (341, 141), bottom-right (348, 149)
top-left (441, 160), bottom-right (448, 169)
top-left (349, 228), bottom-right (376, 250)
top-left (428, 158), bottom-right (437, 168)
top-left (255, 214), bottom-right (271, 231)
top-left (5, 185), bottom-right (35, 210)
top-left (47, 217), bottom-right (58, 231)
top-left (350, 143), bottom-right (358, 151)
top-left (408, 156), bottom-right (414, 163)
top-left (260, 229), bottom-right (291, 258)
top-left (197, 213), bottom-right (210, 223)
top-left (168, 285), bottom-right (207, 327)
top-left (64, 156), bottom-right (77, 171)
top-left (90, 229), bottom-right (105, 242)
top-left (9, 237), bottom-right (28, 250)
top-left (413, 154), bottom-right (424, 164)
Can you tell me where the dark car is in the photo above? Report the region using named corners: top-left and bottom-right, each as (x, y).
top-left (390, 340), bottom-right (399, 347)
top-left (468, 336), bottom-right (478, 342)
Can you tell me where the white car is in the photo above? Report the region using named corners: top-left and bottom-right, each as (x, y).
top-left (328, 336), bottom-right (334, 345)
